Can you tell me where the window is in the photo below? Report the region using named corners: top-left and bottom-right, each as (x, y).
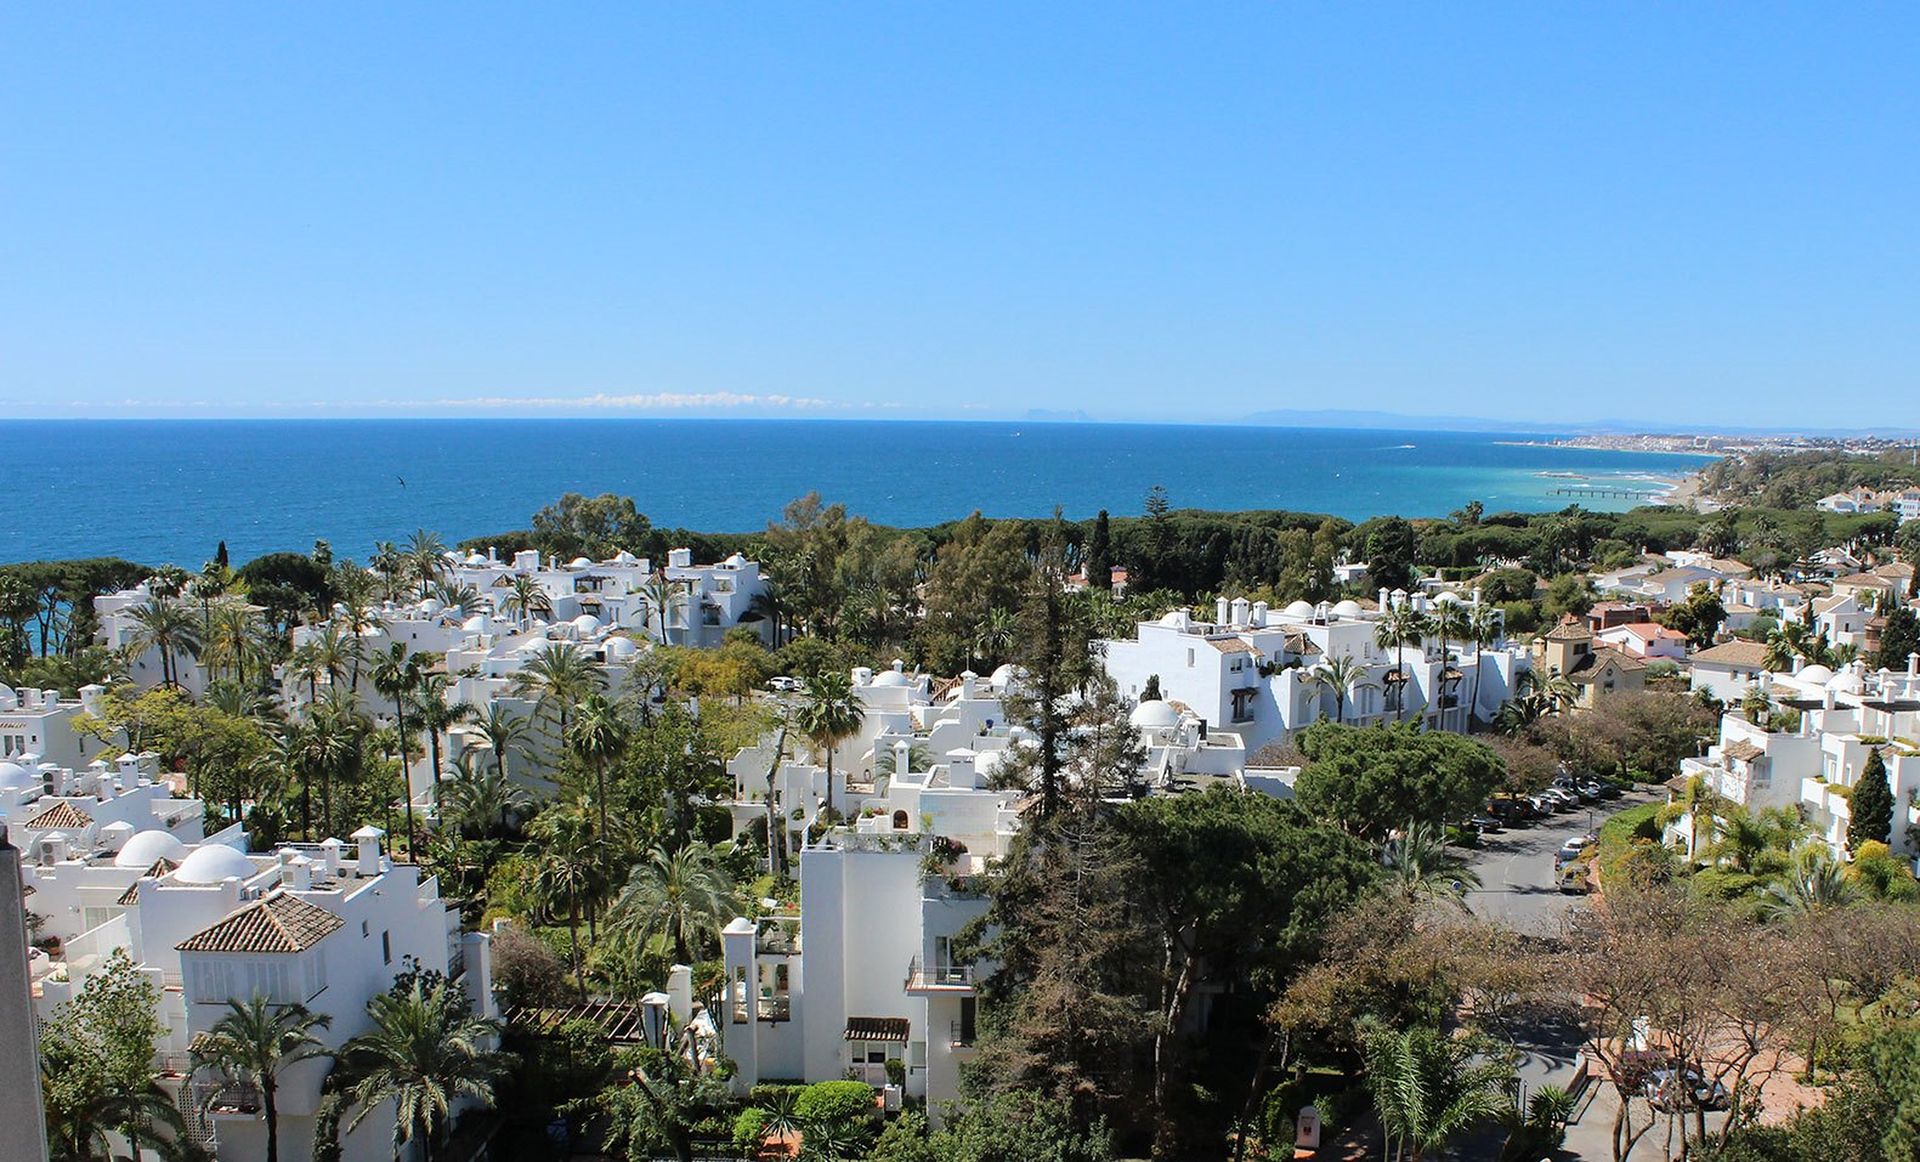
top-left (958, 997), bottom-right (977, 1045)
top-left (1231, 689), bottom-right (1257, 724)
top-left (1187, 649), bottom-right (1195, 668)
top-left (381, 931), bottom-right (391, 965)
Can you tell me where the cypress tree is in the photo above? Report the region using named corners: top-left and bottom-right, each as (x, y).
top-left (1848, 748), bottom-right (1895, 852)
top-left (1086, 510), bottom-right (1112, 592)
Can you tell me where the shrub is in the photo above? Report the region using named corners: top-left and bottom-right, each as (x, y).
top-left (732, 1107), bottom-right (767, 1151)
top-left (488, 923), bottom-right (568, 1009)
top-left (795, 1079), bottom-right (877, 1126)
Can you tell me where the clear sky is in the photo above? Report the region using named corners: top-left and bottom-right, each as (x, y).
top-left (6, 5), bottom-right (1918, 427)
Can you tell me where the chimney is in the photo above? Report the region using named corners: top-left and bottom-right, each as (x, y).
top-left (960, 671), bottom-right (978, 699)
top-left (351, 826), bottom-right (384, 875)
top-left (892, 739), bottom-right (911, 778)
top-left (1909, 652), bottom-right (1918, 678)
top-left (1231, 597), bottom-right (1251, 626)
top-left (319, 837), bottom-right (343, 878)
top-left (1215, 598), bottom-right (1230, 626)
top-left (1379, 587), bottom-right (1391, 610)
top-left (1251, 601), bottom-right (1268, 627)
top-left (1472, 586), bottom-right (1483, 608)
top-left (669, 548), bottom-right (692, 568)
top-left (947, 749), bottom-right (978, 789)
top-left (640, 992), bottom-right (671, 1048)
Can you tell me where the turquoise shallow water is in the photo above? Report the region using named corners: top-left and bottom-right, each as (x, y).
top-left (0, 419), bottom-right (1715, 566)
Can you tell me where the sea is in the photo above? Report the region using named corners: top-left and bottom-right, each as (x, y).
top-left (0, 420), bottom-right (1717, 567)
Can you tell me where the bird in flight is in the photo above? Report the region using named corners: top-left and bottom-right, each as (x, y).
top-left (397, 475), bottom-right (406, 488)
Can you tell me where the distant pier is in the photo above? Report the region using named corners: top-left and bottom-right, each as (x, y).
top-left (1547, 486), bottom-right (1663, 501)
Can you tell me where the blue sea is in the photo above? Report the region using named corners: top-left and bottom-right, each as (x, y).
top-left (0, 420), bottom-right (1716, 566)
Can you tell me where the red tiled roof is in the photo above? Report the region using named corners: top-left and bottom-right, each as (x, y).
top-left (23, 801), bottom-right (93, 830)
top-left (116, 859), bottom-right (179, 906)
top-left (176, 892), bottom-right (343, 954)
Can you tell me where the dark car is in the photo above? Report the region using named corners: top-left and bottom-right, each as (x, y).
top-left (1469, 814), bottom-right (1504, 833)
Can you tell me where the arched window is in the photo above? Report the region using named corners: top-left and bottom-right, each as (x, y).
top-left (892, 810), bottom-right (910, 831)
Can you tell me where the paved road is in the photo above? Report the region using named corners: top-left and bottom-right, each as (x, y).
top-left (1459, 790), bottom-right (1666, 1160)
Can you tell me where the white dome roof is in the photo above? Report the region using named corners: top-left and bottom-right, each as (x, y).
top-left (571, 613), bottom-right (602, 632)
top-left (568, 556), bottom-right (592, 568)
top-left (1129, 699), bottom-right (1181, 729)
top-left (1283, 600), bottom-right (1315, 619)
top-left (1796, 664), bottom-right (1834, 686)
top-left (0, 761), bottom-right (36, 790)
top-left (871, 669), bottom-right (911, 688)
top-left (1332, 600), bottom-right (1365, 618)
top-left (115, 829), bottom-right (189, 868)
top-left (1435, 590), bottom-right (1464, 604)
top-left (1158, 610), bottom-right (1188, 627)
top-left (989, 664), bottom-right (1018, 690)
top-left (175, 844), bottom-right (256, 884)
top-left (612, 550), bottom-right (638, 564)
top-left (1828, 670), bottom-right (1863, 693)
top-left (463, 614), bottom-right (490, 632)
top-left (603, 636), bottom-right (638, 659)
top-left (725, 553), bottom-right (748, 568)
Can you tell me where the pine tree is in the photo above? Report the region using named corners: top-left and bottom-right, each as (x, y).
top-left (1849, 748), bottom-right (1895, 852)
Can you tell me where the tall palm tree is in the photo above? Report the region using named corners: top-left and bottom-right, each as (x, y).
top-left (405, 530), bottom-right (450, 600)
top-left (793, 668), bottom-right (865, 819)
top-left (204, 602), bottom-right (265, 687)
top-left (307, 694), bottom-right (368, 839)
top-left (500, 575), bottom-right (551, 629)
top-left (372, 541), bottom-right (408, 602)
top-left (1463, 605), bottom-right (1500, 728)
top-left (337, 979), bottom-right (511, 1162)
top-left (474, 704), bottom-right (534, 787)
top-left (126, 596), bottom-right (202, 689)
top-left (1381, 821), bottom-right (1482, 910)
top-left (1658, 773), bottom-right (1726, 862)
top-left (511, 642), bottom-right (605, 739)
top-left (1373, 603), bottom-right (1429, 722)
top-left (371, 644), bottom-right (431, 856)
top-left (529, 806), bottom-right (602, 996)
top-left (429, 579), bottom-right (481, 612)
top-left (1364, 1024), bottom-right (1514, 1161)
top-left (607, 842), bottom-right (745, 966)
top-left (566, 691), bottom-right (630, 839)
top-left (742, 580), bottom-right (789, 646)
top-left (190, 997), bottom-right (333, 1162)
top-left (412, 673), bottom-right (475, 804)
top-left (639, 571), bottom-right (685, 645)
top-left (1311, 655), bottom-right (1368, 724)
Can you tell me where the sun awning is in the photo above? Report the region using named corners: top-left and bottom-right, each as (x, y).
top-left (844, 1017), bottom-right (910, 1042)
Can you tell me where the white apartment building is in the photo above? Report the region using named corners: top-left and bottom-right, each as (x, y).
top-left (450, 546), bottom-right (772, 647)
top-left (1100, 591), bottom-right (1529, 754)
top-left (0, 685), bottom-right (99, 769)
top-left (1668, 660), bottom-right (1920, 864)
top-left (27, 822), bottom-right (493, 1162)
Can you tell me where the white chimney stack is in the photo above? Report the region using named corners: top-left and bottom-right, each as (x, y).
top-left (351, 826), bottom-right (384, 875)
top-left (1215, 597), bottom-right (1230, 626)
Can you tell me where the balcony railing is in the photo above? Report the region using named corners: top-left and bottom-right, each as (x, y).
top-left (730, 994), bottom-right (792, 1023)
top-left (905, 957), bottom-right (975, 992)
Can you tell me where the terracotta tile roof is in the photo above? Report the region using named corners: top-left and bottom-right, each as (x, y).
top-left (844, 1016), bottom-right (911, 1042)
top-left (1723, 739), bottom-right (1765, 763)
top-left (1690, 640), bottom-right (1771, 668)
top-left (1544, 614), bottom-right (1593, 642)
top-left (1569, 646), bottom-right (1647, 682)
top-left (176, 891), bottom-right (343, 955)
top-left (115, 859), bottom-right (178, 906)
top-left (1283, 632), bottom-right (1323, 656)
top-left (23, 801), bottom-right (94, 830)
top-left (1207, 638), bottom-right (1260, 655)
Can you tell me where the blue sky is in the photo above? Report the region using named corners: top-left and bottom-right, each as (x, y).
top-left (5, 5), bottom-right (1918, 426)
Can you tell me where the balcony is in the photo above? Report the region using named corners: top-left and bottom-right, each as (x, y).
top-left (731, 993), bottom-right (792, 1024)
top-left (904, 957), bottom-right (975, 993)
top-left (193, 1080), bottom-right (263, 1119)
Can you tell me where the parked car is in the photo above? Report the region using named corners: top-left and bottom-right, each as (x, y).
top-left (1469, 814), bottom-right (1504, 833)
top-left (1593, 780), bottom-right (1624, 799)
top-left (1557, 864), bottom-right (1592, 894)
top-left (1576, 781), bottom-right (1608, 802)
top-left (1558, 834), bottom-right (1597, 862)
top-left (1541, 790), bottom-right (1579, 812)
top-left (767, 676), bottom-right (805, 693)
top-left (1644, 1068), bottom-right (1731, 1112)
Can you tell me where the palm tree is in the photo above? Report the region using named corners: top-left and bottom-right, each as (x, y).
top-left (190, 997), bottom-right (333, 1162)
top-left (1364, 1024), bottom-right (1514, 1161)
top-left (566, 691), bottom-right (630, 839)
top-left (126, 596), bottom-right (202, 689)
top-left (429, 579), bottom-right (481, 612)
top-left (1658, 773), bottom-right (1726, 862)
top-left (972, 606), bottom-right (1019, 672)
top-left (337, 979), bottom-right (511, 1162)
top-left (1763, 846), bottom-right (1860, 918)
top-left (742, 581), bottom-right (790, 646)
top-left (1463, 605), bottom-right (1500, 727)
top-left (1311, 655), bottom-right (1368, 724)
top-left (41, 1060), bottom-right (189, 1162)
top-left (412, 673), bottom-right (475, 805)
top-left (608, 842), bottom-right (744, 966)
top-left (639, 571), bottom-right (686, 645)
top-left (511, 642), bottom-right (605, 739)
top-left (1373, 603), bottom-right (1429, 722)
top-left (1381, 821), bottom-right (1482, 909)
top-left (793, 668), bottom-right (865, 819)
top-left (441, 751), bottom-right (534, 838)
top-left (474, 704), bottom-right (534, 787)
top-left (307, 694), bottom-right (368, 839)
top-left (202, 602), bottom-right (263, 686)
top-left (500, 575), bottom-right (551, 629)
top-left (373, 541), bottom-right (407, 602)
top-left (405, 530), bottom-right (449, 599)
top-left (371, 644), bottom-right (431, 855)
top-left (529, 806), bottom-right (601, 995)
